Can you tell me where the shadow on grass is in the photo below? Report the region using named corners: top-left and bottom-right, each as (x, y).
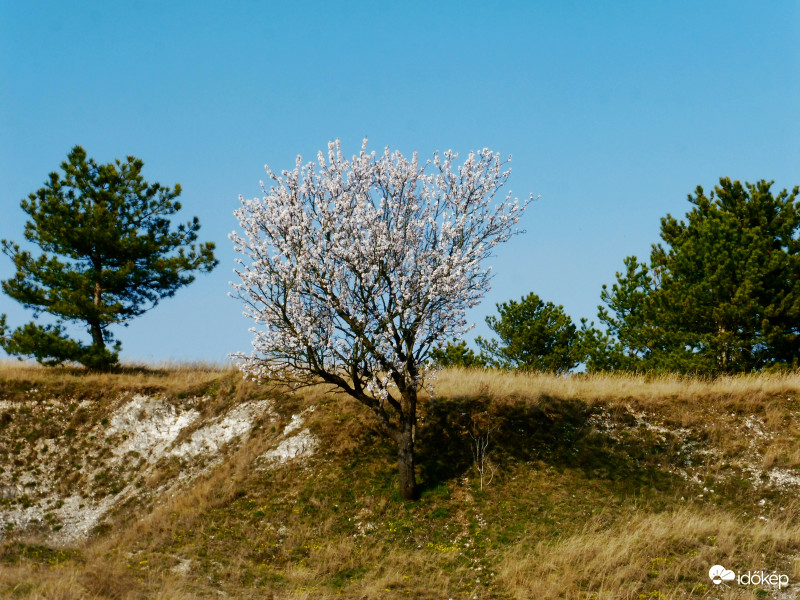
top-left (416, 394), bottom-right (676, 495)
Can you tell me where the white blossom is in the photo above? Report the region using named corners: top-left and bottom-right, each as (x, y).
top-left (230, 138), bottom-right (530, 439)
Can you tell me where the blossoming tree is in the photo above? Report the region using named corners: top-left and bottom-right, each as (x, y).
top-left (231, 140), bottom-right (530, 499)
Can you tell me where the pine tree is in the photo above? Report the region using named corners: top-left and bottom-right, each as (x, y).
top-left (430, 340), bottom-right (486, 368)
top-left (1, 146), bottom-right (218, 370)
top-left (594, 178), bottom-right (800, 374)
top-left (476, 292), bottom-right (580, 373)
top-left (650, 178), bottom-right (800, 372)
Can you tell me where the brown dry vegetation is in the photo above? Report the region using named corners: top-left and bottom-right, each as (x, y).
top-left (2, 364), bottom-right (800, 599)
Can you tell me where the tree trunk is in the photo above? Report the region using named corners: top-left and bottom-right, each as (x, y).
top-left (397, 424), bottom-right (417, 500)
top-left (350, 374), bottom-right (419, 500)
top-left (89, 320), bottom-right (105, 351)
top-left (90, 281), bottom-right (105, 351)
top-left (396, 385), bottom-right (418, 500)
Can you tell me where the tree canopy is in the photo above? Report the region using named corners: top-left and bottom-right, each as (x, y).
top-left (0, 146), bottom-right (218, 370)
top-left (430, 339), bottom-right (486, 369)
top-left (589, 178), bottom-right (800, 374)
top-left (476, 292), bottom-right (580, 373)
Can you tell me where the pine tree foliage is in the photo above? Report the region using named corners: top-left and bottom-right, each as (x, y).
top-left (651, 178), bottom-right (800, 372)
top-left (476, 292), bottom-right (580, 373)
top-left (430, 340), bottom-right (486, 368)
top-left (580, 257), bottom-right (658, 372)
top-left (592, 178), bottom-right (800, 374)
top-left (1, 146), bottom-right (218, 370)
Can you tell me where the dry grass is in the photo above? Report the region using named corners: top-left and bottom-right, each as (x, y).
top-left (0, 559), bottom-right (202, 600)
top-left (431, 367), bottom-right (800, 403)
top-left (0, 359), bottom-right (237, 399)
top-left (498, 504), bottom-right (800, 599)
top-left (0, 563), bottom-right (95, 600)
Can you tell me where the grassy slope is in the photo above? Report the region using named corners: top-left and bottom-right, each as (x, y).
top-left (1, 364), bottom-right (800, 599)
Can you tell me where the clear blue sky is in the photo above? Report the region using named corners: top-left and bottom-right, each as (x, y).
top-left (1, 1), bottom-right (798, 363)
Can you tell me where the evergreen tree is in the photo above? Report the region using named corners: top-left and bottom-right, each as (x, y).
top-left (595, 178), bottom-right (800, 374)
top-left (430, 340), bottom-right (486, 368)
top-left (1, 146), bottom-right (218, 370)
top-left (651, 178), bottom-right (800, 372)
top-left (581, 256), bottom-right (658, 372)
top-left (476, 292), bottom-right (580, 373)
top-left (578, 318), bottom-right (627, 373)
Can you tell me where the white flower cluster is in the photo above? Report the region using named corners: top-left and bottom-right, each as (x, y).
top-left (230, 139), bottom-right (530, 399)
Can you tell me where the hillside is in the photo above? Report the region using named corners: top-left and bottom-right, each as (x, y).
top-left (1, 364), bottom-right (800, 599)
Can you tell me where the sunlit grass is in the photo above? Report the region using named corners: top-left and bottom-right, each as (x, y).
top-left (431, 367), bottom-right (800, 404)
top-left (0, 358), bottom-right (237, 399)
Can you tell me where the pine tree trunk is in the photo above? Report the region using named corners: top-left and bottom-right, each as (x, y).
top-left (90, 281), bottom-right (105, 351)
top-left (89, 320), bottom-right (105, 351)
